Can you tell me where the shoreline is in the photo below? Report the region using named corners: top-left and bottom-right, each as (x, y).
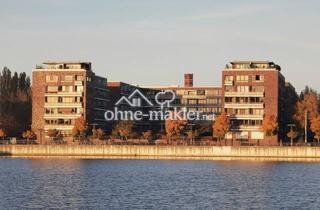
top-left (1, 145), bottom-right (320, 161)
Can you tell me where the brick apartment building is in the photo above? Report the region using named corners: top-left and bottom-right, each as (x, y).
top-left (222, 61), bottom-right (296, 145)
top-left (32, 61), bottom-right (109, 143)
top-left (32, 60), bottom-right (297, 145)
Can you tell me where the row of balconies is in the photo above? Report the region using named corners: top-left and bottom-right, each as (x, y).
top-left (44, 113), bottom-right (82, 119)
top-left (44, 102), bottom-right (83, 108)
top-left (228, 114), bottom-right (263, 120)
top-left (231, 125), bottom-right (262, 131)
top-left (224, 103), bottom-right (264, 109)
top-left (224, 91), bottom-right (264, 97)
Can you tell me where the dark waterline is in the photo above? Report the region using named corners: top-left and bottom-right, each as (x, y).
top-left (0, 158), bottom-right (320, 209)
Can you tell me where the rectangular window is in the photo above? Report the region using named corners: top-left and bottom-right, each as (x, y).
top-left (251, 86), bottom-right (264, 92)
top-left (197, 90), bottom-right (205, 95)
top-left (187, 99), bottom-right (197, 104)
top-left (225, 86), bottom-right (233, 92)
top-left (46, 97), bottom-right (58, 103)
top-left (75, 86), bottom-right (83, 92)
top-left (46, 86), bottom-right (58, 92)
top-left (62, 75), bottom-right (73, 82)
top-left (187, 91), bottom-right (197, 95)
top-left (225, 75), bottom-right (233, 81)
top-left (62, 97), bottom-right (74, 103)
top-left (236, 75), bottom-right (249, 82)
top-left (237, 86), bottom-right (249, 92)
top-left (75, 75), bottom-right (84, 81)
top-left (46, 75), bottom-right (58, 82)
top-left (254, 75), bottom-right (264, 82)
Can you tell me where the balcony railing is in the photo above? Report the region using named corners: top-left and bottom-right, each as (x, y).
top-left (224, 91), bottom-right (264, 97)
top-left (44, 102), bottom-right (83, 108)
top-left (224, 103), bottom-right (264, 109)
top-left (229, 114), bottom-right (263, 120)
top-left (224, 80), bottom-right (234, 86)
top-left (231, 125), bottom-right (262, 131)
top-left (45, 92), bottom-right (83, 96)
top-left (44, 113), bottom-right (82, 119)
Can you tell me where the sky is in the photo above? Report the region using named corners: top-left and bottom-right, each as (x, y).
top-left (0, 0), bottom-right (319, 92)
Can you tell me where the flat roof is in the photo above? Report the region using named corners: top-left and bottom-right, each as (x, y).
top-left (43, 61), bottom-right (91, 65)
top-left (142, 85), bottom-right (221, 90)
top-left (230, 60), bottom-right (274, 65)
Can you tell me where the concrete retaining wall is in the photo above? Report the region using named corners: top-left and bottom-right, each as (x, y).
top-left (1, 145), bottom-right (320, 160)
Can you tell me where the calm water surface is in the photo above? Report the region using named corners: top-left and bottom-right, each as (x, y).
top-left (0, 158), bottom-right (320, 209)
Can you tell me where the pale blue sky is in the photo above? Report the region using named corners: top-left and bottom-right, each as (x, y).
top-left (1, 0), bottom-right (319, 92)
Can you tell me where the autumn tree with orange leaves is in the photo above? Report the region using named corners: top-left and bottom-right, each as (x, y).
top-left (262, 115), bottom-right (278, 136)
top-left (212, 113), bottom-right (230, 142)
top-left (114, 120), bottom-right (134, 140)
top-left (72, 116), bottom-right (88, 140)
top-left (310, 116), bottom-right (320, 144)
top-left (165, 119), bottom-right (187, 143)
top-left (294, 92), bottom-right (319, 129)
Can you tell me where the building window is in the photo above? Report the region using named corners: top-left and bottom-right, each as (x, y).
top-left (46, 75), bottom-right (58, 82)
top-left (75, 86), bottom-right (83, 92)
top-left (75, 75), bottom-right (84, 81)
top-left (46, 86), bottom-right (58, 92)
top-left (187, 91), bottom-right (197, 95)
top-left (225, 75), bottom-right (233, 81)
top-left (236, 75), bottom-right (249, 82)
top-left (62, 97), bottom-right (74, 103)
top-left (197, 90), bottom-right (205, 95)
top-left (225, 86), bottom-right (233, 92)
top-left (188, 99), bottom-right (197, 104)
top-left (45, 97), bottom-right (58, 103)
top-left (254, 75), bottom-right (264, 82)
top-left (237, 86), bottom-right (249, 92)
top-left (251, 86), bottom-right (264, 92)
top-left (62, 75), bottom-right (73, 82)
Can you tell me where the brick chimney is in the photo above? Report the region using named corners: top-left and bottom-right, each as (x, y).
top-left (184, 73), bottom-right (193, 87)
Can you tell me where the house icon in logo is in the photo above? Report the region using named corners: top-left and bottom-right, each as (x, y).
top-left (115, 89), bottom-right (153, 107)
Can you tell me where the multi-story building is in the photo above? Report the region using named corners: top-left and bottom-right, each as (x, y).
top-left (222, 61), bottom-right (288, 145)
top-left (148, 73), bottom-right (222, 117)
top-left (32, 60), bottom-right (296, 145)
top-left (32, 61), bottom-right (109, 143)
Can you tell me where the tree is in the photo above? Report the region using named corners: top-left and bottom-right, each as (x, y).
top-left (0, 67), bottom-right (31, 137)
top-left (47, 129), bottom-right (59, 143)
top-left (0, 129), bottom-right (7, 140)
top-left (92, 128), bottom-right (98, 139)
top-left (186, 129), bottom-right (199, 145)
top-left (165, 119), bottom-right (187, 143)
top-left (212, 113), bottom-right (230, 143)
top-left (310, 117), bottom-right (320, 144)
top-left (142, 130), bottom-right (152, 141)
top-left (294, 92), bottom-right (319, 129)
top-left (287, 130), bottom-right (298, 146)
top-left (262, 115), bottom-right (278, 136)
top-left (22, 130), bottom-right (36, 144)
top-left (72, 127), bottom-right (79, 138)
top-left (96, 128), bottom-right (105, 140)
top-left (165, 119), bottom-right (175, 142)
top-left (114, 121), bottom-right (134, 140)
top-left (73, 117), bottom-right (87, 140)
top-left (110, 129), bottom-right (119, 140)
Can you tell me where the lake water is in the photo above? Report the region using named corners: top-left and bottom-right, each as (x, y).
top-left (0, 158), bottom-right (320, 209)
